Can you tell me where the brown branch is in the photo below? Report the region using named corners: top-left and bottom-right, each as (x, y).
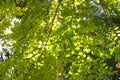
top-left (0, 16), bottom-right (4, 22)
top-left (99, 0), bottom-right (117, 35)
top-left (47, 0), bottom-right (62, 38)
top-left (23, 1), bottom-right (62, 79)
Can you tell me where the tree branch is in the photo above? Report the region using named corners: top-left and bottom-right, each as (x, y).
top-left (47, 0), bottom-right (62, 38)
top-left (24, 1), bottom-right (62, 78)
top-left (0, 16), bottom-right (4, 22)
top-left (99, 0), bottom-right (117, 36)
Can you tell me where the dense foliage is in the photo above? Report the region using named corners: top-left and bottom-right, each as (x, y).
top-left (0, 0), bottom-right (120, 80)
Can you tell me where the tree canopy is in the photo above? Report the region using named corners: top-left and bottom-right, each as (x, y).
top-left (0, 0), bottom-right (120, 80)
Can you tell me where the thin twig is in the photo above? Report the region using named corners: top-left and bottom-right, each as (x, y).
top-left (48, 0), bottom-right (62, 38)
top-left (99, 0), bottom-right (117, 35)
top-left (0, 16), bottom-right (4, 22)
